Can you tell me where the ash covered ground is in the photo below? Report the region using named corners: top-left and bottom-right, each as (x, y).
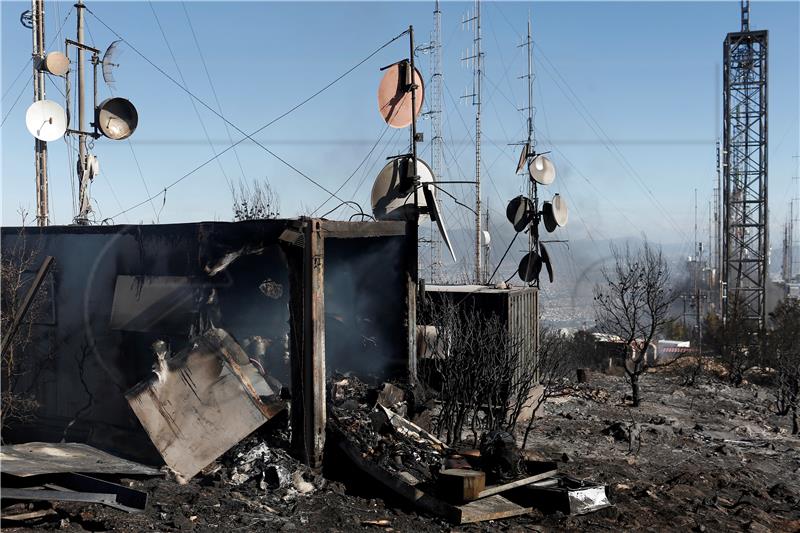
top-left (3, 366), bottom-right (799, 532)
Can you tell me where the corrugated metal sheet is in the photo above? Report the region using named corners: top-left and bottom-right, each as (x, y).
top-left (423, 285), bottom-right (539, 378)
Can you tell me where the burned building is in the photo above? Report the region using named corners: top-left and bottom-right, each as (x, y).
top-left (1, 218), bottom-right (417, 467)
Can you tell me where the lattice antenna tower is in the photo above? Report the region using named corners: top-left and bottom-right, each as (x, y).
top-left (722, 0), bottom-right (768, 330)
top-left (427, 0), bottom-right (444, 282)
top-left (462, 0), bottom-right (483, 283)
top-left (519, 17), bottom-right (536, 258)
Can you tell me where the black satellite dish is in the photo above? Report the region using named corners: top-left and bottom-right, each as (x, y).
top-left (506, 195), bottom-right (534, 232)
top-left (518, 251), bottom-right (542, 283)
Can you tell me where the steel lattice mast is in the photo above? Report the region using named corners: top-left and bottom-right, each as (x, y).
top-left (429, 0), bottom-right (443, 282)
top-left (462, 0), bottom-right (483, 283)
top-left (722, 0), bottom-right (768, 330)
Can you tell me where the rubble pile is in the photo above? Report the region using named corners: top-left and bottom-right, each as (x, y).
top-left (328, 375), bottom-right (445, 485)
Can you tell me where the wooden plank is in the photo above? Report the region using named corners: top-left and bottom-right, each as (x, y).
top-left (305, 219), bottom-right (326, 467)
top-left (457, 494), bottom-right (532, 524)
top-left (378, 404), bottom-right (447, 451)
top-left (0, 255), bottom-right (53, 357)
top-left (1, 508), bottom-right (57, 521)
top-left (477, 469), bottom-right (559, 499)
top-left (126, 328), bottom-right (281, 482)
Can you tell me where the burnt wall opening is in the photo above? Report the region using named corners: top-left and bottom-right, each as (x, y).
top-left (324, 236), bottom-right (408, 382)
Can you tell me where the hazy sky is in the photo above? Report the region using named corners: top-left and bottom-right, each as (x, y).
top-left (2, 1), bottom-right (798, 261)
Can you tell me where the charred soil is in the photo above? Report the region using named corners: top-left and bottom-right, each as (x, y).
top-left (2, 369), bottom-right (799, 532)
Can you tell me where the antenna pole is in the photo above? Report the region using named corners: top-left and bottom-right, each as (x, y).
top-left (408, 25), bottom-right (420, 221)
top-left (32, 0), bottom-right (49, 226)
top-left (470, 0), bottom-right (483, 283)
top-left (525, 17), bottom-right (536, 259)
top-left (461, 0), bottom-right (483, 283)
top-left (75, 0), bottom-right (91, 224)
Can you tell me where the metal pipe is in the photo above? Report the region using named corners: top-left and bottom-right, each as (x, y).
top-left (76, 0), bottom-right (89, 223)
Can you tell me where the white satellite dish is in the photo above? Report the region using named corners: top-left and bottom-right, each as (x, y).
top-left (529, 154), bottom-right (556, 186)
top-left (482, 230), bottom-right (491, 246)
top-left (102, 40), bottom-right (123, 88)
top-left (371, 155), bottom-right (456, 262)
top-left (552, 193), bottom-right (568, 226)
top-left (371, 156), bottom-right (434, 221)
top-left (25, 100), bottom-right (66, 141)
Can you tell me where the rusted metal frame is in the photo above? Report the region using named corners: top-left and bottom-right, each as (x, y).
top-left (1, 255), bottom-right (54, 357)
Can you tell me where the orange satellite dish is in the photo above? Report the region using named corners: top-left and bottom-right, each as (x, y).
top-left (377, 61), bottom-right (424, 129)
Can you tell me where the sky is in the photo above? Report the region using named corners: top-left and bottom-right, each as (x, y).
top-left (1, 1), bottom-right (799, 267)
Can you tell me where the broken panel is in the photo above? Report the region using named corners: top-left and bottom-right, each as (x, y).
top-left (126, 328), bottom-right (285, 481)
top-left (110, 275), bottom-right (199, 333)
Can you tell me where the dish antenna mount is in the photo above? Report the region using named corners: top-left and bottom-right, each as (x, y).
top-left (60, 3), bottom-right (139, 224)
top-left (372, 26), bottom-right (457, 265)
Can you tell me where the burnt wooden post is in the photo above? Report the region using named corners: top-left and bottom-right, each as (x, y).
top-left (304, 219), bottom-right (326, 467)
top-left (406, 220), bottom-right (418, 384)
top-left (285, 218), bottom-right (326, 468)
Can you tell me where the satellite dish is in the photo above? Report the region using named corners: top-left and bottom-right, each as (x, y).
top-left (518, 251), bottom-right (542, 283)
top-left (377, 61), bottom-right (424, 129)
top-left (551, 193), bottom-right (568, 227)
top-left (95, 97), bottom-right (138, 140)
top-left (102, 40), bottom-right (122, 88)
top-left (516, 142), bottom-right (529, 174)
top-left (539, 242), bottom-right (554, 283)
top-left (541, 194), bottom-right (568, 233)
top-left (529, 154), bottom-right (555, 186)
top-left (371, 156), bottom-right (456, 262)
top-left (483, 230), bottom-right (491, 246)
top-left (25, 100), bottom-right (67, 141)
top-left (506, 195), bottom-right (534, 232)
top-left (542, 202), bottom-right (557, 233)
top-left (43, 51), bottom-right (69, 76)
top-left (371, 156), bottom-right (433, 221)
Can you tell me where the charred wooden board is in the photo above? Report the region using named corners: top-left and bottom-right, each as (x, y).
top-left (477, 469), bottom-right (559, 499)
top-left (458, 495), bottom-right (533, 524)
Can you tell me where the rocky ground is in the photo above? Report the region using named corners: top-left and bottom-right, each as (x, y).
top-left (3, 364), bottom-right (799, 532)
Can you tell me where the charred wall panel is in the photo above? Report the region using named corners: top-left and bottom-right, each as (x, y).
top-left (0, 221), bottom-right (291, 460)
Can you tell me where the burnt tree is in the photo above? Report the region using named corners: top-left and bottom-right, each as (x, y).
top-left (594, 242), bottom-right (675, 407)
top-left (767, 299), bottom-right (800, 434)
